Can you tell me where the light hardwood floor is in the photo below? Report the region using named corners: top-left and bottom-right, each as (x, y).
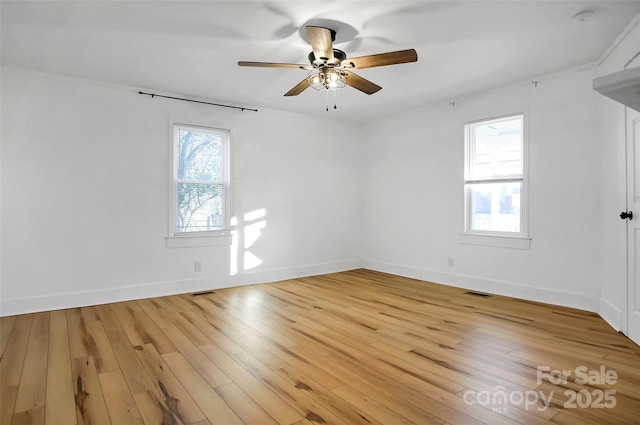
top-left (1, 269), bottom-right (639, 425)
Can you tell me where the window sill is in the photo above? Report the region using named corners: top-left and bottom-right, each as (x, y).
top-left (458, 233), bottom-right (531, 250)
top-left (166, 233), bottom-right (232, 248)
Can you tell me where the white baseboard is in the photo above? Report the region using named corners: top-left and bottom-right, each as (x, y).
top-left (599, 298), bottom-right (623, 332)
top-left (1, 258), bottom-right (608, 319)
top-left (0, 259), bottom-right (362, 316)
top-left (362, 259), bottom-right (600, 312)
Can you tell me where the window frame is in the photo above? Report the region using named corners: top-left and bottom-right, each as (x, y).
top-left (463, 111), bottom-right (529, 240)
top-left (168, 121), bottom-right (231, 242)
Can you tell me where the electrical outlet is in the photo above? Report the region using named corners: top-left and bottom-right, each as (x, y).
top-left (195, 260), bottom-right (202, 272)
top-left (448, 257), bottom-right (454, 267)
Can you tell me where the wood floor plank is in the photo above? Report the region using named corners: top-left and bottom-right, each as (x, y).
top-left (94, 306), bottom-right (122, 333)
top-left (199, 343), bottom-right (304, 425)
top-left (1, 316), bottom-right (17, 356)
top-left (211, 294), bottom-right (341, 355)
top-left (136, 299), bottom-right (173, 330)
top-left (10, 407), bottom-right (44, 425)
top-left (104, 328), bottom-right (155, 395)
top-left (188, 299), bottom-right (300, 371)
top-left (130, 309), bottom-right (177, 355)
top-left (208, 295), bottom-right (299, 349)
top-left (162, 326), bottom-right (232, 389)
top-left (99, 370), bottom-right (144, 425)
top-left (44, 310), bottom-right (76, 425)
top-left (282, 321), bottom-right (341, 356)
top-left (0, 327), bottom-right (31, 388)
top-left (232, 350), bottom-right (351, 425)
top-left (367, 340), bottom-right (469, 393)
top-left (161, 352), bottom-right (244, 425)
top-left (110, 304), bottom-right (145, 347)
top-left (321, 351), bottom-right (466, 425)
top-left (214, 383), bottom-right (279, 425)
top-left (285, 306), bottom-right (380, 347)
top-left (133, 389), bottom-right (186, 425)
top-left (13, 313), bottom-right (49, 414)
top-left (11, 316), bottom-right (34, 332)
top-left (271, 343), bottom-right (346, 391)
top-left (156, 303), bottom-right (212, 347)
top-left (176, 308), bottom-right (243, 355)
top-left (135, 343), bottom-right (206, 425)
top-left (276, 365), bottom-right (384, 425)
top-left (1, 386), bottom-right (18, 425)
top-left (331, 384), bottom-right (428, 425)
top-left (79, 307), bottom-right (99, 324)
top-left (66, 309), bottom-right (91, 360)
top-left (85, 321), bottom-right (119, 374)
top-left (190, 296), bottom-right (297, 354)
top-left (291, 420), bottom-right (314, 425)
top-left (316, 328), bottom-right (405, 378)
top-left (193, 296), bottom-right (346, 388)
top-left (72, 356), bottom-right (112, 425)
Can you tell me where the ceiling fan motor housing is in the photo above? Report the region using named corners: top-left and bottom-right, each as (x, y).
top-left (309, 49), bottom-right (347, 67)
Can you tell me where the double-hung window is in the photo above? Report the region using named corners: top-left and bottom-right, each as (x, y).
top-left (171, 123), bottom-right (230, 236)
top-left (464, 113), bottom-right (526, 237)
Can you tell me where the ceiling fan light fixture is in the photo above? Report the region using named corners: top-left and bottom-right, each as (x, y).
top-left (307, 69), bottom-right (347, 91)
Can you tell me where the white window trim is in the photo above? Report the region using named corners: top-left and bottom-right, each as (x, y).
top-left (463, 109), bottom-right (530, 247)
top-left (166, 120), bottom-right (232, 248)
top-left (166, 234), bottom-right (232, 249)
top-left (458, 232), bottom-right (531, 250)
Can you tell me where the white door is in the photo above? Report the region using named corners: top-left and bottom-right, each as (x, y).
top-left (626, 106), bottom-right (640, 345)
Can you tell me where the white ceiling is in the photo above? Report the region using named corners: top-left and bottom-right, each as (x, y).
top-left (3, 1), bottom-right (640, 123)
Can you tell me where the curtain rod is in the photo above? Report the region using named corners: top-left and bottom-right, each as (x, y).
top-left (624, 50), bottom-right (640, 69)
top-left (138, 91), bottom-right (258, 112)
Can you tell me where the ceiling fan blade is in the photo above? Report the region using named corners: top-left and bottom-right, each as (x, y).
top-left (284, 78), bottom-right (310, 96)
top-left (345, 71), bottom-right (382, 95)
top-left (345, 49), bottom-right (418, 69)
top-left (238, 61), bottom-right (310, 69)
top-left (306, 26), bottom-right (334, 61)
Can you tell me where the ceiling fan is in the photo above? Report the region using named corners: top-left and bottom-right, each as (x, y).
top-left (238, 26), bottom-right (418, 97)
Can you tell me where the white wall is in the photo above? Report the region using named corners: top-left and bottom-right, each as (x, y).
top-left (0, 68), bottom-right (363, 315)
top-left (595, 18), bottom-right (640, 331)
top-left (362, 67), bottom-right (603, 311)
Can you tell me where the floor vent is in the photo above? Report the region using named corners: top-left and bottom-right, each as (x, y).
top-left (464, 291), bottom-right (492, 298)
top-left (191, 291), bottom-right (215, 296)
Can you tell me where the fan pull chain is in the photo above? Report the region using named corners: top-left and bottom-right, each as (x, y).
top-left (323, 88), bottom-right (339, 111)
top-left (324, 88), bottom-right (338, 111)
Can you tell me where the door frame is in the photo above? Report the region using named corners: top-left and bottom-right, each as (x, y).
top-left (625, 108), bottom-right (640, 345)
top-left (624, 51), bottom-right (640, 345)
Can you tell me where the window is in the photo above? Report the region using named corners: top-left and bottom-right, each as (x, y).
top-left (171, 123), bottom-right (230, 236)
top-left (464, 113), bottom-right (526, 236)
